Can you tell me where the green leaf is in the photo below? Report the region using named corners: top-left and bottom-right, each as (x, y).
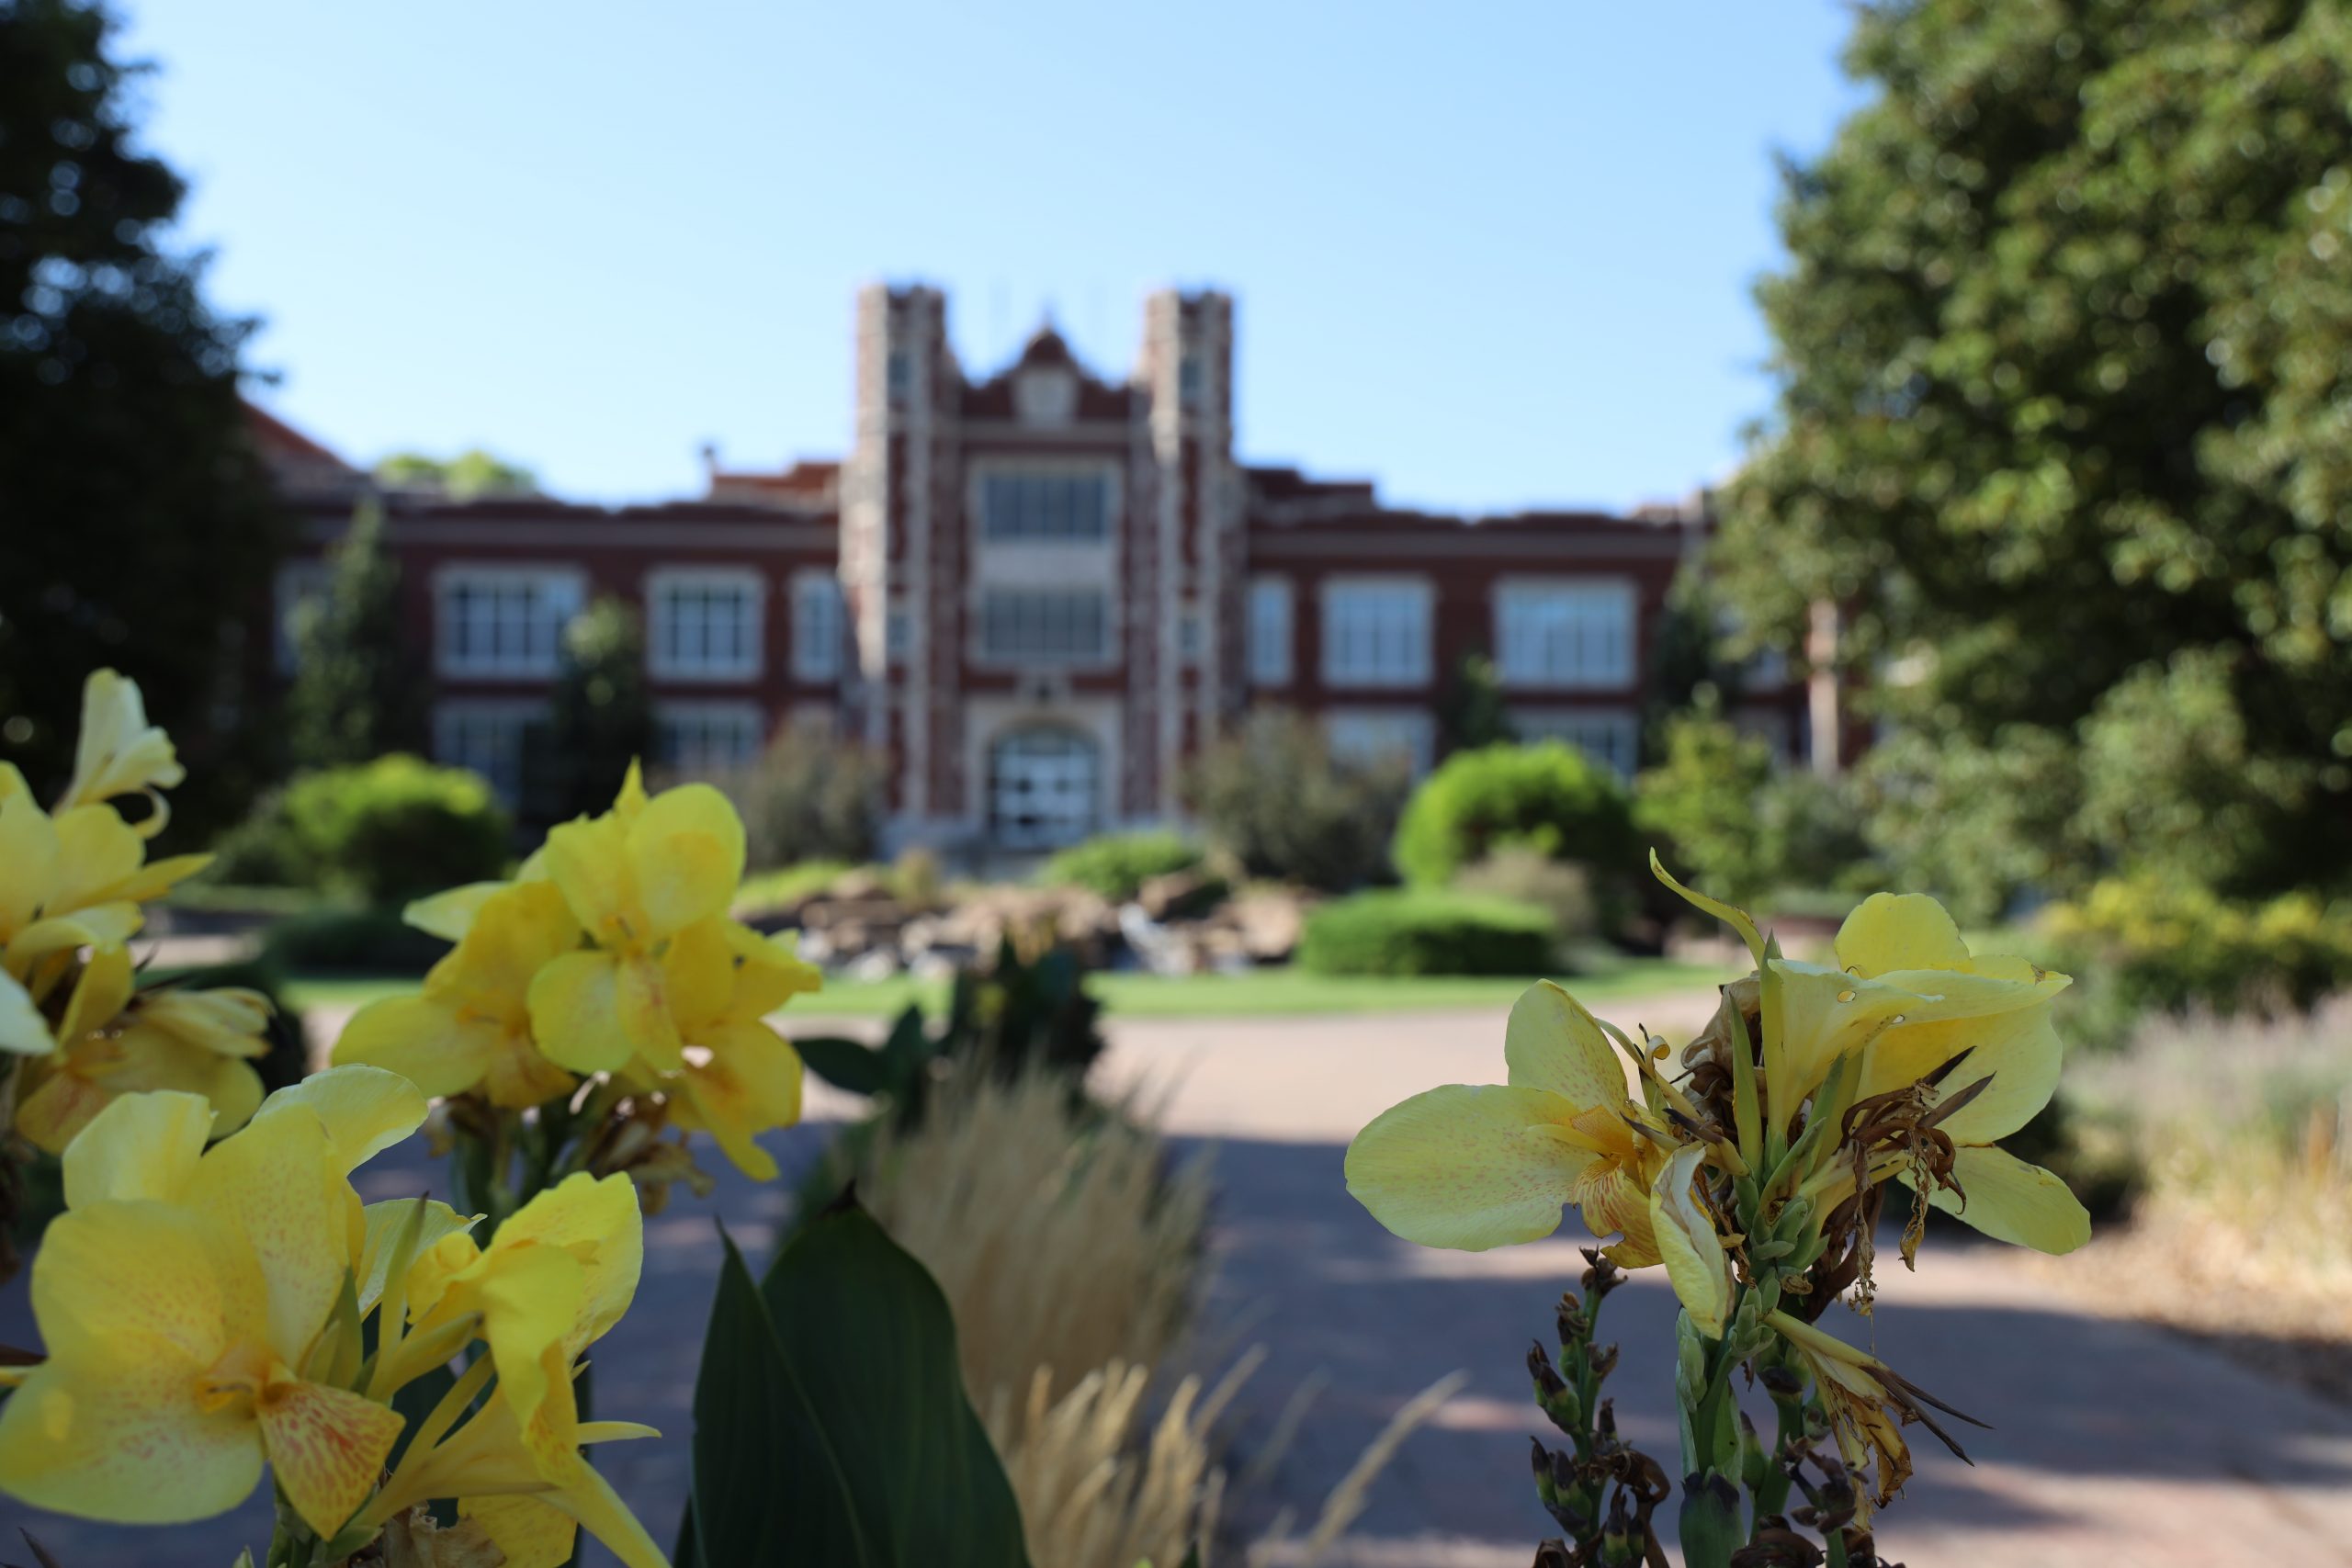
top-left (685, 1206), bottom-right (1030, 1568)
top-left (794, 1034), bottom-right (896, 1097)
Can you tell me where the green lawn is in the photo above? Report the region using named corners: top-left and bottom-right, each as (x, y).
top-left (284, 953), bottom-right (1733, 1021)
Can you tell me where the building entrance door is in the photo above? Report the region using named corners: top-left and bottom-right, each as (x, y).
top-left (989, 728), bottom-right (1098, 850)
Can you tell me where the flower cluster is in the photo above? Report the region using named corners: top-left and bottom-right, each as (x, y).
top-left (1346, 856), bottom-right (2090, 1557)
top-left (334, 762), bottom-right (820, 1204)
top-left (0, 1068), bottom-right (667, 1567)
top-left (1, 671), bottom-right (269, 1156)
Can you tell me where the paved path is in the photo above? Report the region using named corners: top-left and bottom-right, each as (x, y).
top-left (9, 996), bottom-right (2352, 1566)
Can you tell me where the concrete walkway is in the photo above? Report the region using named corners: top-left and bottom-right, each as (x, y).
top-left (8, 996), bottom-right (2352, 1565)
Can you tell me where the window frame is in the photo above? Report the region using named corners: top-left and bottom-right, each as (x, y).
top-left (434, 565), bottom-right (586, 681)
top-left (1320, 576), bottom-right (1433, 689)
top-left (973, 586), bottom-right (1115, 669)
top-left (1493, 577), bottom-right (1637, 692)
top-left (790, 570), bottom-right (846, 682)
top-left (645, 566), bottom-right (766, 683)
top-left (1247, 576), bottom-right (1294, 688)
top-left (655, 699), bottom-right (766, 773)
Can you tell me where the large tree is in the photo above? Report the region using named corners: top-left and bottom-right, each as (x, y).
top-left (0, 0), bottom-right (288, 828)
top-left (286, 496), bottom-right (422, 770)
top-left (1721, 0), bottom-right (2352, 899)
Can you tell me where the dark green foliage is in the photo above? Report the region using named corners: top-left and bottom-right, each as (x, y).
top-left (526, 596), bottom-right (653, 826)
top-left (711, 738), bottom-right (890, 868)
top-left (1634, 705), bottom-right (1777, 907)
top-left (1185, 708), bottom-right (1409, 892)
top-left (373, 448), bottom-right (537, 498)
top-left (684, 1214), bottom-right (1031, 1568)
top-left (1638, 567), bottom-right (1749, 767)
top-left (1721, 0), bottom-right (2352, 898)
top-left (258, 908), bottom-right (451, 976)
top-left (225, 754), bottom-right (509, 906)
top-left (1298, 889), bottom-right (1555, 977)
top-left (1392, 742), bottom-right (1635, 889)
top-left (0, 0), bottom-right (289, 835)
top-left (1438, 652), bottom-right (1516, 753)
top-left (1039, 829), bottom-right (1203, 902)
top-left (1853, 725), bottom-right (2084, 926)
top-left (286, 496), bottom-right (423, 770)
top-left (797, 938), bottom-right (1106, 1134)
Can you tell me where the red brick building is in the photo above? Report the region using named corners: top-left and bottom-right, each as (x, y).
top-left (256, 286), bottom-right (1804, 852)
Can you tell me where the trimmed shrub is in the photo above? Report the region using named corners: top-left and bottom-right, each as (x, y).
top-left (1186, 710), bottom-right (1409, 893)
top-left (706, 737), bottom-right (890, 869)
top-left (1454, 846), bottom-right (1602, 951)
top-left (2041, 876), bottom-right (2352, 1050)
top-left (1040, 831), bottom-right (1203, 902)
top-left (259, 908), bottom-right (452, 976)
top-left (1393, 741), bottom-right (1635, 888)
top-left (1298, 889), bottom-right (1555, 976)
top-left (279, 755), bottom-right (510, 905)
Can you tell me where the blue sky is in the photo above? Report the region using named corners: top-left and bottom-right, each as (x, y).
top-left (118, 1), bottom-right (1866, 513)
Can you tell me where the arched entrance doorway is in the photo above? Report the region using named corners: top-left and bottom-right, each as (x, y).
top-left (989, 727), bottom-right (1099, 850)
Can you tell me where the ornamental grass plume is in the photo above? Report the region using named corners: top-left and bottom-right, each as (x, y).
top-left (0, 1069), bottom-right (670, 1568)
top-left (1345, 854), bottom-right (2091, 1566)
top-left (333, 761), bottom-right (824, 1227)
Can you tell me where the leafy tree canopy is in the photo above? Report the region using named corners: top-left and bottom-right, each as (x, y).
top-left (1722, 0), bottom-right (2352, 896)
top-left (0, 0), bottom-right (288, 831)
top-left (374, 447), bottom-right (538, 499)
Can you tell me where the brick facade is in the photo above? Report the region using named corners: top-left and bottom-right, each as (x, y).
top-left (255, 287), bottom-right (1806, 852)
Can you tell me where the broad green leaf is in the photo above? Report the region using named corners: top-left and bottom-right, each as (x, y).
top-left (794, 1034), bottom-right (895, 1097)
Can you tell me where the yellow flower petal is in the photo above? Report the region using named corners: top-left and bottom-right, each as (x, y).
top-left (662, 918), bottom-right (737, 1038)
top-left (62, 1089), bottom-right (213, 1207)
top-left (1344, 1084), bottom-right (1594, 1251)
top-left (87, 851), bottom-right (213, 907)
top-left (186, 1108), bottom-right (354, 1365)
top-left (491, 1171), bottom-right (644, 1352)
top-left (528, 951), bottom-right (636, 1074)
top-left (356, 1199), bottom-right (478, 1313)
top-left (59, 669), bottom-right (184, 813)
top-left (59, 943), bottom-right (135, 1042)
top-left (627, 784), bottom-right (743, 940)
top-left (0, 791), bottom-right (62, 940)
top-left (6, 901), bottom-right (143, 969)
top-left (48, 805), bottom-right (144, 913)
top-left (1648, 1144), bottom-right (1733, 1339)
top-left (541, 814), bottom-right (634, 942)
top-left (1503, 979), bottom-right (1630, 1113)
top-left (460, 1494), bottom-right (579, 1568)
top-left (259, 1375), bottom-right (405, 1537)
top-left (0, 1356), bottom-right (263, 1526)
top-left (1869, 1003), bottom-right (2064, 1146)
top-left (1927, 1146), bottom-right (2091, 1255)
top-left (32, 1198), bottom-right (259, 1366)
top-left (727, 922), bottom-right (822, 1017)
top-left (1833, 892), bottom-right (1971, 978)
top-left (534, 1454), bottom-right (673, 1568)
top-left (0, 967), bottom-right (52, 1056)
top-left (130, 985), bottom-right (274, 1059)
top-left (404, 881), bottom-right (512, 943)
top-left (673, 1023), bottom-right (803, 1181)
top-left (334, 994), bottom-right (509, 1100)
top-left (615, 951), bottom-right (682, 1072)
top-left (259, 1065), bottom-right (429, 1174)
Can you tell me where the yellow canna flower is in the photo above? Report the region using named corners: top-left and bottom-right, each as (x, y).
top-left (12, 945), bottom-right (267, 1155)
top-left (1346, 980), bottom-right (1678, 1260)
top-left (0, 789), bottom-right (145, 991)
top-left (399, 1170), bottom-right (644, 1479)
top-left (526, 764), bottom-right (747, 1077)
top-left (0, 1069), bottom-right (428, 1537)
top-left (1647, 1143), bottom-right (1734, 1339)
top-left (659, 918), bottom-right (820, 1180)
top-left (334, 879), bottom-right (582, 1108)
top-left (55, 668), bottom-right (186, 831)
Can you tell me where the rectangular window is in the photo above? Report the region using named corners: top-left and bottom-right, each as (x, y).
top-left (978, 469), bottom-right (1113, 543)
top-left (433, 701), bottom-right (541, 804)
top-left (1514, 710), bottom-right (1641, 778)
top-left (1326, 711), bottom-right (1435, 778)
top-left (1322, 579), bottom-right (1432, 687)
top-left (648, 569), bottom-right (763, 681)
top-left (1496, 581), bottom-right (1635, 690)
top-left (791, 572), bottom-right (845, 682)
top-left (656, 703), bottom-right (764, 773)
top-left (978, 588), bottom-right (1111, 663)
top-left (436, 569), bottom-right (583, 679)
top-left (1248, 577), bottom-right (1293, 687)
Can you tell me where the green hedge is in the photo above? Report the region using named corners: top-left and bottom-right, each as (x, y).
top-left (1392, 741), bottom-right (1635, 887)
top-left (260, 908), bottom-right (454, 976)
top-left (212, 754), bottom-right (511, 905)
top-left (1298, 889), bottom-right (1556, 976)
top-left (1038, 831), bottom-right (1203, 902)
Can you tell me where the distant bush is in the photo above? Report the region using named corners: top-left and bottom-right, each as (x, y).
top-left (1298, 889), bottom-right (1555, 977)
top-left (1634, 708), bottom-right (1776, 905)
top-left (707, 736), bottom-right (890, 868)
top-left (2041, 876), bottom-right (2352, 1050)
top-left (260, 908), bottom-right (451, 976)
top-left (216, 756), bottom-right (509, 906)
top-left (1453, 846), bottom-right (1602, 952)
top-left (1393, 741), bottom-right (1634, 889)
top-left (1040, 831), bottom-right (1203, 902)
top-left (1186, 710), bottom-right (1409, 893)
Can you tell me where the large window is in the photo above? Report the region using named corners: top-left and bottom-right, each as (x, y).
top-left (791, 572), bottom-right (845, 682)
top-left (978, 469), bottom-right (1113, 543)
top-left (978, 588), bottom-right (1111, 664)
top-left (657, 702), bottom-right (764, 773)
top-left (1326, 710), bottom-right (1434, 777)
top-left (436, 569), bottom-right (582, 678)
top-left (1514, 709), bottom-right (1641, 778)
top-left (648, 569), bottom-right (763, 681)
top-left (1248, 577), bottom-right (1293, 687)
top-left (1496, 580), bottom-right (1634, 690)
top-left (989, 728), bottom-right (1099, 850)
top-left (434, 700), bottom-right (540, 803)
top-left (1322, 579), bottom-right (1431, 687)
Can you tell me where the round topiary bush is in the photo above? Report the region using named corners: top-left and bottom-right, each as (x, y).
top-left (1297, 889), bottom-right (1556, 976)
top-left (1039, 830), bottom-right (1204, 902)
top-left (1391, 741), bottom-right (1636, 888)
top-left (274, 753), bottom-right (512, 905)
